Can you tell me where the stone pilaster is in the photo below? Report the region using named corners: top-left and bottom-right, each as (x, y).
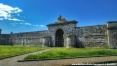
top-left (42, 36), bottom-right (51, 47)
top-left (67, 34), bottom-right (76, 48)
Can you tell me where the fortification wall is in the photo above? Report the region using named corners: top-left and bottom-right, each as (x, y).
top-left (0, 34), bottom-right (9, 45)
top-left (0, 24), bottom-right (109, 48)
top-left (9, 30), bottom-right (51, 46)
top-left (75, 25), bottom-right (108, 48)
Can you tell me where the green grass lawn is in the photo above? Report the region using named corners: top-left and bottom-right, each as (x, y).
top-left (25, 47), bottom-right (117, 60)
top-left (0, 45), bottom-right (46, 59)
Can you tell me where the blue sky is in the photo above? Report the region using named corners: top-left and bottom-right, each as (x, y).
top-left (0, 0), bottom-right (117, 34)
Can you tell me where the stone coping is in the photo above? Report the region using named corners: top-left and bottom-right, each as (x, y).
top-left (75, 24), bottom-right (106, 28)
top-left (47, 20), bottom-right (78, 26)
top-left (13, 30), bottom-right (48, 34)
top-left (107, 21), bottom-right (117, 23)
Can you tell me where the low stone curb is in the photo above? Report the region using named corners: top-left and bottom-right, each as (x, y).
top-left (17, 55), bottom-right (117, 62)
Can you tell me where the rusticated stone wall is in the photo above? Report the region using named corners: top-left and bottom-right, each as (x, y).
top-left (0, 34), bottom-right (9, 45)
top-left (42, 36), bottom-right (51, 47)
top-left (75, 25), bottom-right (108, 48)
top-left (0, 24), bottom-right (111, 48)
top-left (9, 30), bottom-right (51, 46)
top-left (0, 16), bottom-right (117, 49)
top-left (67, 34), bottom-right (76, 48)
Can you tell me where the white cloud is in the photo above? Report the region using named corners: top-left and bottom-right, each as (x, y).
top-left (10, 23), bottom-right (17, 26)
top-left (33, 25), bottom-right (45, 27)
top-left (10, 22), bottom-right (32, 26)
top-left (10, 21), bottom-right (45, 28)
top-left (24, 23), bottom-right (31, 25)
top-left (32, 25), bottom-right (39, 27)
top-left (0, 18), bottom-right (3, 20)
top-left (19, 26), bottom-right (25, 28)
top-left (17, 14), bottom-right (20, 16)
top-left (39, 25), bottom-right (45, 27)
top-left (33, 25), bottom-right (39, 26)
top-left (8, 18), bottom-right (24, 21)
top-left (0, 3), bottom-right (23, 21)
top-left (35, 25), bottom-right (39, 26)
top-left (20, 23), bottom-right (23, 24)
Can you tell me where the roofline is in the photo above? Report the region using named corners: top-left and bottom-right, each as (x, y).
top-left (47, 20), bottom-right (78, 26)
top-left (107, 21), bottom-right (117, 23)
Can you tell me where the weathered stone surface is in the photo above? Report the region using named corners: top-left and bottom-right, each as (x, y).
top-left (67, 34), bottom-right (76, 48)
top-left (42, 36), bottom-right (51, 47)
top-left (75, 25), bottom-right (108, 48)
top-left (0, 16), bottom-right (117, 48)
top-left (0, 34), bottom-right (9, 45)
top-left (107, 21), bottom-right (117, 49)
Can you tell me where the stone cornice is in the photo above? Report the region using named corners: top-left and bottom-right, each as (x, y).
top-left (47, 20), bottom-right (78, 26)
top-left (107, 21), bottom-right (117, 23)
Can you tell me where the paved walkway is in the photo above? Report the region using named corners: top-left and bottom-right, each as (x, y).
top-left (0, 48), bottom-right (117, 66)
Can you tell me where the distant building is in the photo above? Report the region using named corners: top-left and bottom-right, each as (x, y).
top-left (0, 16), bottom-right (117, 48)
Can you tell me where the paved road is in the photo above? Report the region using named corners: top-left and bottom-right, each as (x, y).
top-left (0, 48), bottom-right (117, 66)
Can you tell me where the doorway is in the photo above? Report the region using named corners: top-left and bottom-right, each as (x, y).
top-left (55, 29), bottom-right (64, 47)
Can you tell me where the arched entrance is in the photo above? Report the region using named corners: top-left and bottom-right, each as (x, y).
top-left (55, 29), bottom-right (64, 47)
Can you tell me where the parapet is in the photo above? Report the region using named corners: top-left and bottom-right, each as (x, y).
top-left (107, 21), bottom-right (117, 29)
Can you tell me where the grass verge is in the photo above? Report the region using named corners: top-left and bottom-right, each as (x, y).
top-left (0, 45), bottom-right (46, 59)
top-left (24, 47), bottom-right (117, 60)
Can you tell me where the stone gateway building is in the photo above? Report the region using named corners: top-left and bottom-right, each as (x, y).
top-left (0, 16), bottom-right (117, 49)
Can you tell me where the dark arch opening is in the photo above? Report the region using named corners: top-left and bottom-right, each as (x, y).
top-left (55, 29), bottom-right (64, 47)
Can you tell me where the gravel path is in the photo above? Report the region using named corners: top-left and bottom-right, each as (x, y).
top-left (0, 48), bottom-right (117, 66)
top-left (0, 48), bottom-right (54, 66)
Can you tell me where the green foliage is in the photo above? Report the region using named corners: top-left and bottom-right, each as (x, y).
top-left (0, 45), bottom-right (46, 58)
top-left (25, 48), bottom-right (117, 60)
top-left (103, 46), bottom-right (110, 49)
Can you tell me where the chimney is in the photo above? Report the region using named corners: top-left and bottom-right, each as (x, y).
top-left (0, 29), bottom-right (1, 34)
